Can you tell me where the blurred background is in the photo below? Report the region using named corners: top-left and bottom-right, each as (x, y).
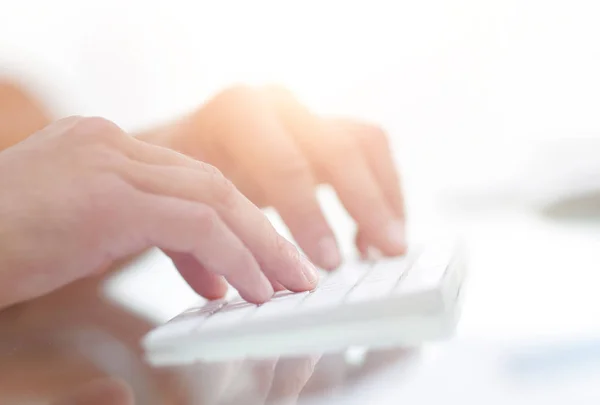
top-left (3, 0), bottom-right (600, 204)
top-left (3, 0), bottom-right (600, 353)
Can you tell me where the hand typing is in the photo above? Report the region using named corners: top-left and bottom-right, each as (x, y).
top-left (142, 86), bottom-right (406, 270)
top-left (0, 116), bottom-right (318, 308)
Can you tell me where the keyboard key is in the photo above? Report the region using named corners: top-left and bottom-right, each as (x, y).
top-left (298, 286), bottom-right (353, 311)
top-left (344, 256), bottom-right (413, 303)
top-left (394, 242), bottom-right (455, 294)
top-left (319, 262), bottom-right (370, 289)
top-left (345, 278), bottom-right (395, 303)
top-left (177, 299), bottom-right (227, 320)
top-left (144, 317), bottom-right (202, 346)
top-left (346, 264), bottom-right (407, 303)
top-left (362, 256), bottom-right (411, 283)
top-left (251, 291), bottom-right (310, 320)
top-left (297, 263), bottom-right (369, 311)
top-left (200, 301), bottom-right (257, 331)
top-left (413, 241), bottom-right (455, 269)
top-left (146, 298), bottom-right (232, 345)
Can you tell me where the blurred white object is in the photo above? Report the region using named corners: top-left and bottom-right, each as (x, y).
top-left (519, 139), bottom-right (600, 214)
top-left (436, 138), bottom-right (600, 217)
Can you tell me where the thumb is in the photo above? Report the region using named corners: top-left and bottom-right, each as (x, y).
top-left (51, 377), bottom-right (134, 405)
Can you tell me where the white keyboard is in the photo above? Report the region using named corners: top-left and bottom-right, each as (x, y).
top-left (143, 240), bottom-right (467, 366)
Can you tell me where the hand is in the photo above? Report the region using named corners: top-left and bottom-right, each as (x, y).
top-left (0, 116), bottom-right (318, 308)
top-left (142, 86), bottom-right (406, 270)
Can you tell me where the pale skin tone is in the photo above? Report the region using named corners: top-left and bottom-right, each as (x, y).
top-left (0, 80), bottom-right (406, 404)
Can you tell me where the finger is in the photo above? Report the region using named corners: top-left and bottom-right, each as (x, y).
top-left (333, 119), bottom-right (405, 219)
top-left (335, 121), bottom-right (406, 257)
top-left (119, 137), bottom-right (324, 279)
top-left (206, 87), bottom-right (341, 270)
top-left (143, 196), bottom-right (273, 304)
top-left (318, 133), bottom-right (406, 256)
top-left (112, 187), bottom-right (274, 303)
top-left (120, 136), bottom-right (205, 169)
top-left (271, 281), bottom-right (286, 292)
top-left (355, 230), bottom-right (369, 260)
top-left (276, 186), bottom-right (342, 271)
top-left (166, 252), bottom-right (229, 300)
top-left (116, 159), bottom-right (318, 294)
top-left (264, 87), bottom-right (406, 257)
top-left (51, 378), bottom-right (133, 405)
top-left (128, 139), bottom-right (338, 271)
top-left (356, 231), bottom-right (387, 261)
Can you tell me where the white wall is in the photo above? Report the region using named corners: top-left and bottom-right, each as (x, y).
top-left (2, 0), bottom-right (600, 138)
top-left (3, 0), bottom-right (600, 212)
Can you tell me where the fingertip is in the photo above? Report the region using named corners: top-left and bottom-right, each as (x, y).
top-left (261, 235), bottom-right (323, 293)
top-left (271, 281), bottom-right (286, 292)
top-left (299, 254), bottom-right (320, 286)
top-left (276, 253), bottom-right (320, 293)
top-left (316, 236), bottom-right (342, 270)
top-left (355, 231), bottom-right (369, 260)
top-left (169, 252), bottom-right (230, 299)
top-left (262, 281), bottom-right (276, 301)
top-left (366, 246), bottom-right (383, 261)
top-left (239, 274), bottom-right (275, 304)
top-left (359, 219), bottom-right (407, 258)
top-left (201, 281), bottom-right (229, 301)
top-left (381, 220), bottom-right (407, 256)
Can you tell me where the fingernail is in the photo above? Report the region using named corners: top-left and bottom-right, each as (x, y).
top-left (299, 254), bottom-right (319, 284)
top-left (318, 237), bottom-right (341, 269)
top-left (271, 281), bottom-right (286, 292)
top-left (387, 220), bottom-right (406, 251)
top-left (258, 276), bottom-right (275, 301)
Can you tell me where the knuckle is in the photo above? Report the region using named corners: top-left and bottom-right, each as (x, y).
top-left (355, 124), bottom-right (390, 149)
top-left (275, 234), bottom-right (299, 262)
top-left (368, 126), bottom-right (390, 146)
top-left (328, 132), bottom-right (359, 155)
top-left (202, 163), bottom-right (238, 208)
top-left (263, 84), bottom-right (294, 100)
top-left (82, 144), bottom-right (124, 168)
top-left (219, 84), bottom-right (256, 102)
top-left (57, 115), bottom-right (85, 127)
top-left (190, 205), bottom-right (219, 234)
top-left (208, 84), bottom-right (258, 112)
top-left (77, 173), bottom-right (129, 219)
top-left (70, 116), bottom-right (125, 143)
top-left (231, 248), bottom-right (257, 271)
top-left (198, 160), bottom-right (224, 178)
top-left (269, 157), bottom-right (312, 184)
